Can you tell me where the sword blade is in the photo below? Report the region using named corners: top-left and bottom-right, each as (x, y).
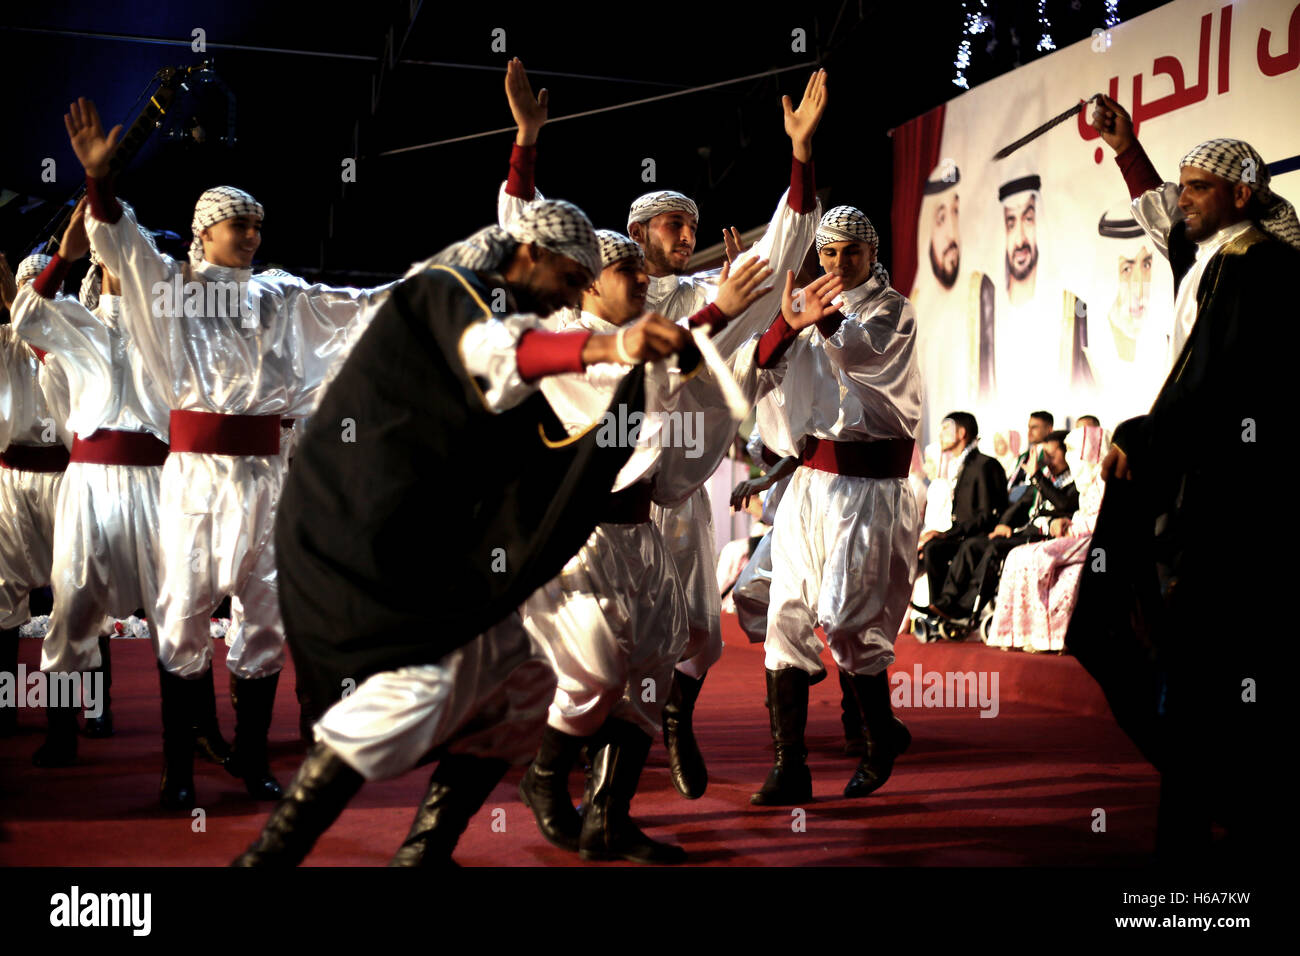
top-left (992, 100), bottom-right (1088, 160)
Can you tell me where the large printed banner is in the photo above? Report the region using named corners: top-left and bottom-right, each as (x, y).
top-left (908, 0), bottom-right (1300, 451)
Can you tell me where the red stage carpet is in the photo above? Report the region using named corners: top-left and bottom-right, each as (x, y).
top-left (0, 614), bottom-right (1158, 866)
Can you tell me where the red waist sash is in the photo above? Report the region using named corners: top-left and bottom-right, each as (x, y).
top-left (71, 429), bottom-right (170, 466)
top-left (169, 410), bottom-right (281, 457)
top-left (799, 436), bottom-right (914, 480)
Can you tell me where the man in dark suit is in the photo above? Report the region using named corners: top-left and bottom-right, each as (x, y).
top-left (917, 411), bottom-right (1008, 602)
top-left (930, 430), bottom-right (1077, 621)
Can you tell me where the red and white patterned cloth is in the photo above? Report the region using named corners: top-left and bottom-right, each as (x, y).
top-left (987, 475), bottom-right (1105, 652)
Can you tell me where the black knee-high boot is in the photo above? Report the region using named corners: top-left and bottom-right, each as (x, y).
top-left (224, 673), bottom-right (284, 800)
top-left (32, 700), bottom-right (80, 767)
top-left (231, 742), bottom-right (365, 867)
top-left (750, 667), bottom-right (812, 806)
top-left (838, 669), bottom-right (866, 756)
top-left (578, 719), bottom-right (686, 864)
top-left (390, 753), bottom-right (510, 866)
top-left (82, 634), bottom-right (114, 738)
top-left (518, 725), bottom-right (586, 851)
top-left (843, 670), bottom-right (911, 798)
top-left (158, 665), bottom-right (197, 810)
top-left (192, 667), bottom-right (231, 763)
top-left (662, 670), bottom-right (708, 799)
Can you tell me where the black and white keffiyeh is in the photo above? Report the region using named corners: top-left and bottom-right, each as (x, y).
top-left (429, 198), bottom-right (600, 279)
top-left (190, 186), bottom-right (264, 265)
top-left (1180, 138), bottom-right (1300, 250)
top-left (596, 230), bottom-right (644, 270)
top-left (815, 205), bottom-right (889, 284)
top-left (626, 190), bottom-right (699, 232)
top-left (14, 254), bottom-right (52, 288)
top-left (816, 205), bottom-right (878, 252)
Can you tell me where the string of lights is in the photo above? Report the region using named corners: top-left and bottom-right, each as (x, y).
top-left (1036, 0), bottom-right (1056, 52)
top-left (952, 0), bottom-right (991, 90)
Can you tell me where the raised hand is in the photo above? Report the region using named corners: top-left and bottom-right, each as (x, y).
top-left (506, 58), bottom-right (549, 146)
top-left (64, 97), bottom-right (123, 179)
top-left (783, 69), bottom-right (828, 163)
top-left (1089, 93), bottom-right (1135, 155)
top-left (714, 256), bottom-right (775, 318)
top-left (782, 270), bottom-right (843, 330)
top-left (58, 196), bottom-right (91, 261)
top-left (722, 226), bottom-right (747, 264)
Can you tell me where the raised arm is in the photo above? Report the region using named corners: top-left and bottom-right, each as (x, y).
top-left (69, 97), bottom-right (183, 403)
top-left (708, 70), bottom-right (827, 358)
top-left (498, 58), bottom-right (548, 229)
top-left (11, 199), bottom-right (114, 379)
top-left (1089, 93), bottom-right (1181, 262)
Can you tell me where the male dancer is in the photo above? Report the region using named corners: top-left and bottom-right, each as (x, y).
top-left (11, 198), bottom-right (171, 764)
top-left (750, 207), bottom-right (921, 804)
top-left (1, 254), bottom-right (71, 737)
top-left (68, 96), bottom-right (394, 807)
top-left (236, 201), bottom-right (687, 866)
top-left (503, 59), bottom-right (826, 798)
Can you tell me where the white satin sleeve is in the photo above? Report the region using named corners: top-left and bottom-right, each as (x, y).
top-left (84, 204), bottom-right (183, 406)
top-left (459, 314), bottom-right (550, 413)
top-left (10, 287), bottom-right (114, 435)
top-left (1130, 182), bottom-right (1181, 262)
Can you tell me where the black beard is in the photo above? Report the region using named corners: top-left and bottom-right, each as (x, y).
top-left (930, 243), bottom-right (959, 289)
top-left (644, 238), bottom-right (688, 276)
top-left (1006, 244), bottom-right (1038, 282)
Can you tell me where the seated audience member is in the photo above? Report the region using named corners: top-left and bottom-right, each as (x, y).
top-left (988, 429), bottom-right (1108, 651)
top-left (916, 412), bottom-right (1008, 606)
top-left (1006, 410), bottom-right (1054, 503)
top-left (928, 429), bottom-right (1077, 622)
top-left (990, 429), bottom-right (1021, 483)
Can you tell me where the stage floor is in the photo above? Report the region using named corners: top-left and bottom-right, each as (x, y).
top-left (0, 615), bottom-right (1158, 866)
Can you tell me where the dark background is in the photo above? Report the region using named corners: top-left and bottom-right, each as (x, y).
top-left (1, 0), bottom-right (1172, 285)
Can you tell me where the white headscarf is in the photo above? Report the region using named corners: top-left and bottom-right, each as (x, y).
top-left (816, 205), bottom-right (888, 283)
top-left (14, 253), bottom-right (52, 288)
top-left (430, 199), bottom-right (600, 280)
top-left (190, 186), bottom-right (264, 265)
top-left (595, 230), bottom-right (645, 270)
top-left (626, 190), bottom-right (699, 233)
top-left (1180, 138), bottom-right (1300, 251)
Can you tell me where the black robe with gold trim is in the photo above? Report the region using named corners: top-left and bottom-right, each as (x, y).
top-left (1066, 223), bottom-right (1292, 838)
top-left (275, 265), bottom-right (643, 712)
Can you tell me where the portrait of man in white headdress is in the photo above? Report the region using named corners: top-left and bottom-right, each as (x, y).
top-left (911, 160), bottom-right (995, 446)
top-left (1081, 205), bottom-right (1173, 415)
top-left (989, 170), bottom-right (1093, 424)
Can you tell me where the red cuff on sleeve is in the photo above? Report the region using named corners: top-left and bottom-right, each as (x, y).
top-left (789, 157), bottom-right (817, 214)
top-left (815, 311), bottom-right (845, 339)
top-left (85, 175), bottom-right (122, 224)
top-left (506, 143), bottom-right (538, 200)
top-left (32, 254), bottom-right (73, 300)
top-left (687, 302), bottom-right (726, 331)
top-left (1115, 142), bottom-right (1163, 200)
top-left (756, 312), bottom-right (800, 368)
top-left (516, 328), bottom-right (591, 382)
